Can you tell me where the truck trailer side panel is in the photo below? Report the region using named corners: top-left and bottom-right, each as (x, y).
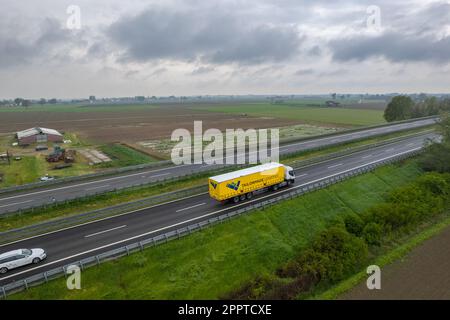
top-left (209, 165), bottom-right (285, 202)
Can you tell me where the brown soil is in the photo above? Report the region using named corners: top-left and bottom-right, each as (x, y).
top-left (342, 224), bottom-right (450, 300)
top-left (0, 106), bottom-right (301, 144)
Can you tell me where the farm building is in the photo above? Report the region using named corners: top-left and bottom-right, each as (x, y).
top-left (16, 127), bottom-right (63, 146)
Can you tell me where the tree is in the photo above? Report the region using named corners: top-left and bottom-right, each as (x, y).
top-left (384, 95), bottom-right (414, 122)
top-left (419, 112), bottom-right (450, 173)
top-left (14, 98), bottom-right (23, 106)
top-left (39, 98), bottom-right (46, 105)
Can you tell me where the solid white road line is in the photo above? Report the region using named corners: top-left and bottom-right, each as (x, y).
top-left (0, 164), bottom-right (191, 202)
top-left (149, 173), bottom-right (171, 178)
top-left (0, 124), bottom-right (435, 204)
top-left (0, 200), bottom-right (33, 208)
top-left (176, 203), bottom-right (206, 213)
top-left (0, 146), bottom-right (423, 281)
top-left (84, 225), bottom-right (127, 238)
top-left (86, 184), bottom-right (110, 191)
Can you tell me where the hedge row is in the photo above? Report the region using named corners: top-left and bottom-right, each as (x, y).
top-left (223, 172), bottom-right (450, 300)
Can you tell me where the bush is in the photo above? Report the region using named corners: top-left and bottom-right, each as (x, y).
top-left (223, 170), bottom-right (450, 300)
top-left (362, 222), bottom-right (383, 245)
top-left (309, 226), bottom-right (368, 283)
top-left (416, 173), bottom-right (450, 196)
top-left (344, 213), bottom-right (364, 236)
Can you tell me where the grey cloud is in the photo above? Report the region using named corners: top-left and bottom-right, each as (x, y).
top-left (0, 18), bottom-right (74, 68)
top-left (108, 7), bottom-right (302, 65)
top-left (190, 66), bottom-right (215, 75)
top-left (294, 68), bottom-right (314, 75)
top-left (329, 32), bottom-right (450, 64)
top-left (328, 2), bottom-right (450, 64)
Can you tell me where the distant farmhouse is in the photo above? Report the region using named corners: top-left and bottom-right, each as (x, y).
top-left (16, 127), bottom-right (63, 146)
top-left (325, 101), bottom-right (341, 107)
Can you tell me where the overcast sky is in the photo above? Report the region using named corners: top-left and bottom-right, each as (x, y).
top-left (0, 0), bottom-right (449, 99)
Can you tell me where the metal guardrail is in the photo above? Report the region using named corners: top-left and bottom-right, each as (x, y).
top-left (0, 130), bottom-right (436, 242)
top-left (283, 130), bottom-right (436, 168)
top-left (0, 185), bottom-right (208, 245)
top-left (278, 115), bottom-right (438, 145)
top-left (0, 163), bottom-right (247, 217)
top-left (0, 116), bottom-right (438, 196)
top-left (0, 126), bottom-right (437, 217)
top-left (0, 160), bottom-right (173, 196)
top-left (0, 147), bottom-right (424, 299)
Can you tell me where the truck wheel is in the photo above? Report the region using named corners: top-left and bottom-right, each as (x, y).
top-left (240, 195), bottom-right (246, 201)
top-left (0, 267), bottom-right (7, 274)
top-left (232, 196), bottom-right (240, 203)
top-left (246, 192), bottom-right (253, 200)
top-left (273, 184), bottom-right (279, 191)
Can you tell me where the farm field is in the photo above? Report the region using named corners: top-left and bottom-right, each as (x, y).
top-left (0, 132), bottom-right (155, 187)
top-left (10, 162), bottom-right (421, 300)
top-left (191, 103), bottom-right (385, 126)
top-left (342, 222), bottom-right (450, 299)
top-left (0, 102), bottom-right (385, 147)
top-left (0, 103), bottom-right (302, 144)
top-left (0, 154), bottom-right (96, 187)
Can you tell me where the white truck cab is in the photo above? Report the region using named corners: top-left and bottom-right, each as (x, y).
top-left (284, 165), bottom-right (295, 184)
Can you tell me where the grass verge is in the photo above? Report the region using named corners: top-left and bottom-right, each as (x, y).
top-left (9, 161), bottom-right (421, 299)
top-left (0, 127), bottom-right (433, 231)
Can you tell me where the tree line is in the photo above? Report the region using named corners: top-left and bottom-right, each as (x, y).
top-left (384, 95), bottom-right (450, 122)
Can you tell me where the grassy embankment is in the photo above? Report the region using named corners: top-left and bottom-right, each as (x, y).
top-left (11, 161), bottom-right (422, 299)
top-left (0, 126), bottom-right (434, 232)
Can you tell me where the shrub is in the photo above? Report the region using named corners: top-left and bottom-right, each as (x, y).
top-left (344, 213), bottom-right (364, 236)
top-left (311, 226), bottom-right (368, 282)
top-left (362, 222), bottom-right (383, 245)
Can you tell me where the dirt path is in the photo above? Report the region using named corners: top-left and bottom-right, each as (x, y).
top-left (342, 225), bottom-right (450, 300)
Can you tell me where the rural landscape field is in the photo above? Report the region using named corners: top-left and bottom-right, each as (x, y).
top-left (1, 0), bottom-right (450, 314)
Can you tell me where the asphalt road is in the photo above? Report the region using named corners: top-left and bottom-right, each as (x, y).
top-left (0, 131), bottom-right (438, 286)
top-left (0, 117), bottom-right (437, 214)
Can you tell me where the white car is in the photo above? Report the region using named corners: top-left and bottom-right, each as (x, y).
top-left (0, 249), bottom-right (47, 274)
top-left (40, 175), bottom-right (55, 182)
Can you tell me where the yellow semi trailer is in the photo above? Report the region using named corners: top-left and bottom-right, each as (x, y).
top-left (209, 162), bottom-right (295, 203)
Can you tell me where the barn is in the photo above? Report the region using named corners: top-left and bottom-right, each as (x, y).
top-left (16, 127), bottom-right (63, 146)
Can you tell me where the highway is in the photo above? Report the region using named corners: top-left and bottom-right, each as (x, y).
top-left (0, 131), bottom-right (438, 287)
top-left (0, 117), bottom-right (437, 214)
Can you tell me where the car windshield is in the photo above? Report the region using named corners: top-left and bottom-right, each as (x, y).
top-left (21, 249), bottom-right (32, 256)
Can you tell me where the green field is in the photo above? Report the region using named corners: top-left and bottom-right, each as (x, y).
top-left (11, 161), bottom-right (422, 300)
top-left (100, 144), bottom-right (157, 167)
top-left (192, 103), bottom-right (385, 126)
top-left (0, 155), bottom-right (96, 188)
